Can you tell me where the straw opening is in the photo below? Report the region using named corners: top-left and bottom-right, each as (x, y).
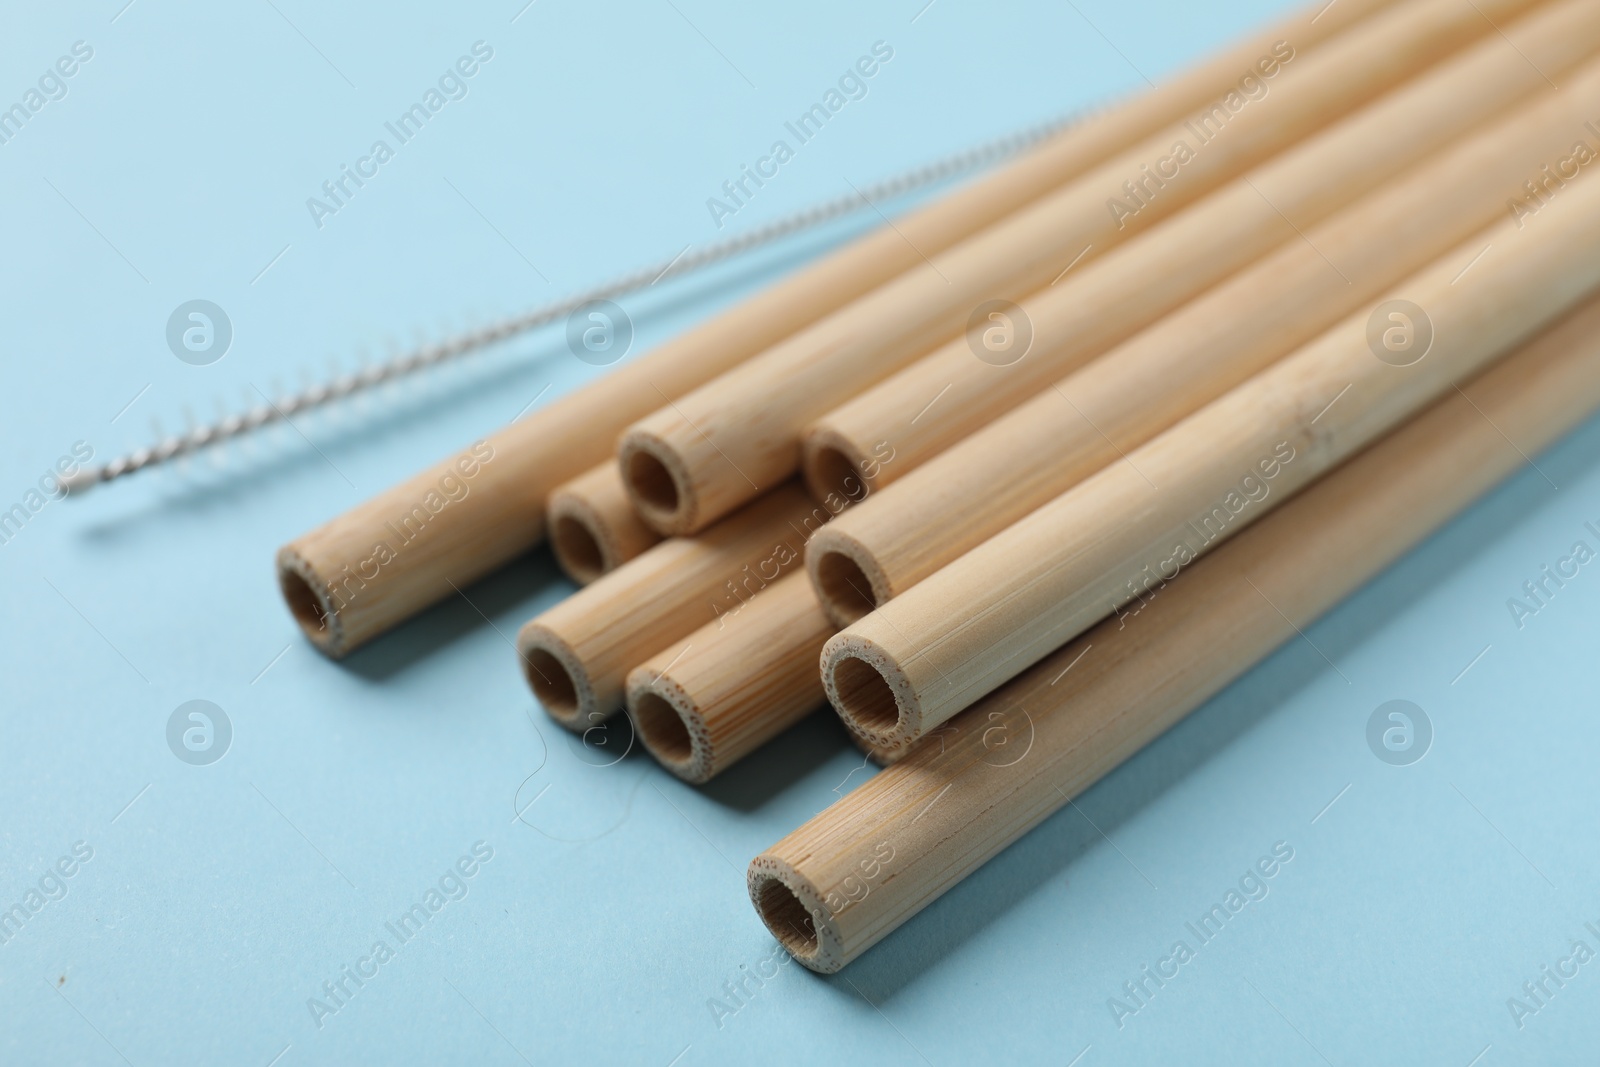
top-left (625, 447), bottom-right (681, 515)
top-left (815, 550), bottom-right (880, 624)
top-left (753, 875), bottom-right (819, 957)
top-left (632, 690), bottom-right (694, 765)
top-left (832, 655), bottom-right (902, 735)
top-left (551, 513), bottom-right (606, 584)
top-left (278, 565), bottom-right (332, 644)
top-left (524, 647), bottom-right (580, 719)
top-left (808, 444), bottom-right (870, 504)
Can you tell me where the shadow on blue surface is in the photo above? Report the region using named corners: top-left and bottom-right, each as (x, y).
top-left (342, 549), bottom-right (569, 682)
top-left (702, 712), bottom-right (860, 814)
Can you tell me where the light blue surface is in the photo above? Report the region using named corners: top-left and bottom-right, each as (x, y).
top-left (3, 1), bottom-right (1597, 1063)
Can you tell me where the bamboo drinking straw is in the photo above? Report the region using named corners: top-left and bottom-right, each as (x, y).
top-left (752, 292), bottom-right (1600, 973)
top-left (801, 0), bottom-right (1600, 504)
top-left (805, 51), bottom-right (1600, 625)
top-left (617, 0), bottom-right (1544, 537)
top-left (272, 0), bottom-right (1393, 658)
top-left (548, 463), bottom-right (660, 585)
top-left (517, 483), bottom-right (833, 731)
top-left (824, 177), bottom-right (1600, 750)
top-left (619, 0), bottom-right (1591, 776)
top-left (626, 572), bottom-right (833, 783)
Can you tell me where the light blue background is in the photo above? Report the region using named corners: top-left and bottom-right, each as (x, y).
top-left (2, 1), bottom-right (1597, 1063)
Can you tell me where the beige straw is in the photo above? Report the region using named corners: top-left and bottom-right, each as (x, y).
top-left (517, 483), bottom-right (832, 731)
top-left (800, 0), bottom-right (1600, 505)
top-left (806, 47), bottom-right (1600, 625)
top-left (626, 572), bottom-right (834, 783)
top-left (824, 174), bottom-right (1600, 749)
top-left (617, 0), bottom-right (1544, 536)
top-left (272, 0), bottom-right (1390, 658)
top-left (548, 463), bottom-right (660, 585)
top-left (753, 292), bottom-right (1600, 972)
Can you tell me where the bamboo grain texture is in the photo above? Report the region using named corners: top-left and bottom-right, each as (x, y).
top-left (626, 572), bottom-right (835, 783)
top-left (799, 0), bottom-right (1600, 506)
top-left (518, 483), bottom-right (832, 731)
top-left (616, 0), bottom-right (1526, 538)
top-left (753, 292), bottom-right (1600, 972)
top-left (268, 0), bottom-right (1384, 657)
top-left (824, 171), bottom-right (1600, 748)
top-left (806, 45), bottom-right (1600, 625)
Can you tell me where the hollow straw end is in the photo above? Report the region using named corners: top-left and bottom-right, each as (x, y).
top-left (616, 428), bottom-right (699, 537)
top-left (799, 426), bottom-right (879, 510)
top-left (820, 631), bottom-right (920, 749)
top-left (625, 664), bottom-right (714, 784)
top-left (275, 546), bottom-right (349, 658)
top-left (516, 620), bottom-right (605, 734)
top-left (547, 491), bottom-right (615, 586)
top-left (747, 855), bottom-right (848, 974)
top-left (804, 526), bottom-right (894, 628)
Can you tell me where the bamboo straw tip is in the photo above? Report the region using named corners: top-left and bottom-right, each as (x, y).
top-left (799, 427), bottom-right (876, 511)
top-left (617, 429), bottom-right (698, 536)
top-left (821, 633), bottom-right (919, 747)
top-left (547, 490), bottom-right (613, 585)
top-left (625, 666), bottom-right (714, 783)
top-left (851, 728), bottom-right (912, 767)
top-left (805, 527), bottom-right (892, 627)
top-left (516, 622), bottom-right (600, 732)
top-left (747, 855), bottom-right (846, 973)
top-left (275, 545), bottom-right (349, 658)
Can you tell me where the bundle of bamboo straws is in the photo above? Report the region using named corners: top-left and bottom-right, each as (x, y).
top-left (276, 0), bottom-right (1600, 973)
